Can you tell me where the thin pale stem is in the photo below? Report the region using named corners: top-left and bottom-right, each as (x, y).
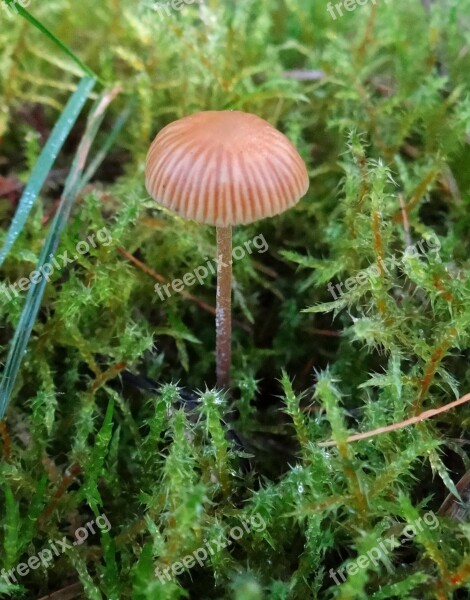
top-left (216, 226), bottom-right (232, 389)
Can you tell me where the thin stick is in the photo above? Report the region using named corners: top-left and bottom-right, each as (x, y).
top-left (319, 392), bottom-right (470, 447)
top-left (216, 226), bottom-right (232, 389)
top-left (117, 246), bottom-right (215, 316)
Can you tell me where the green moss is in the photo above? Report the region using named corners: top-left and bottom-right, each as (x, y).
top-left (1, 0), bottom-right (470, 598)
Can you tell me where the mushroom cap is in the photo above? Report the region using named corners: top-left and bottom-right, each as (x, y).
top-left (145, 110), bottom-right (309, 227)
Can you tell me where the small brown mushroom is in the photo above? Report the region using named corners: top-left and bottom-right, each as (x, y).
top-left (145, 110), bottom-right (309, 389)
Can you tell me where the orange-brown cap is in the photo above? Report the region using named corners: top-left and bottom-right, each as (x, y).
top-left (145, 111), bottom-right (309, 227)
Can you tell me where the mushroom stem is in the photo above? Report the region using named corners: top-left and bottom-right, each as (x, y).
top-left (216, 225), bottom-right (232, 389)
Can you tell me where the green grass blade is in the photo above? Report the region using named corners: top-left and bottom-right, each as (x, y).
top-left (79, 104), bottom-right (131, 188)
top-left (3, 1), bottom-right (98, 80)
top-left (0, 87), bottom-right (121, 418)
top-left (0, 76), bottom-right (96, 268)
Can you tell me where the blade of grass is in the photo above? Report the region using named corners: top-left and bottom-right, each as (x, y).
top-left (3, 1), bottom-right (99, 80)
top-left (0, 86), bottom-right (122, 418)
top-left (0, 76), bottom-right (96, 267)
top-left (79, 104), bottom-right (132, 188)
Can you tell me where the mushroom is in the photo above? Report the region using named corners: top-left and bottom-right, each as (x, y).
top-left (145, 110), bottom-right (309, 389)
